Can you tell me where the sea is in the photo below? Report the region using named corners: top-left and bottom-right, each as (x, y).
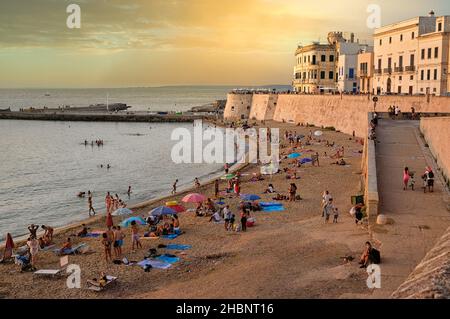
top-left (0, 86), bottom-right (289, 240)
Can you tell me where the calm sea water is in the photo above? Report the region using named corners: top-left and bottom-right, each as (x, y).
top-left (0, 86), bottom-right (289, 112)
top-left (0, 119), bottom-right (230, 240)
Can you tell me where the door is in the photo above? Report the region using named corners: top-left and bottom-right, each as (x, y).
top-left (386, 78), bottom-right (392, 94)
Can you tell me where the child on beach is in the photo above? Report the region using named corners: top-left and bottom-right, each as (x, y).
top-left (333, 207), bottom-right (339, 223)
top-left (131, 221), bottom-right (142, 251)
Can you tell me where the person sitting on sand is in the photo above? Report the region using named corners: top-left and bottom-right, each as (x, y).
top-left (264, 184), bottom-right (275, 194)
top-left (331, 159), bottom-right (346, 166)
top-left (59, 238), bottom-right (72, 254)
top-left (77, 224), bottom-right (89, 237)
top-left (38, 236), bottom-right (51, 249)
top-left (209, 211), bottom-right (222, 223)
top-left (172, 215), bottom-right (180, 233)
top-left (41, 225), bottom-right (54, 243)
top-left (359, 241), bottom-right (381, 268)
top-left (273, 193), bottom-right (288, 201)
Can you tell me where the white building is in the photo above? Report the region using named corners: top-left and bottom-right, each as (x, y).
top-left (373, 11), bottom-right (450, 96)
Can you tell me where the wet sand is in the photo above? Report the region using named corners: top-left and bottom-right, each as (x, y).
top-left (0, 121), bottom-right (374, 299)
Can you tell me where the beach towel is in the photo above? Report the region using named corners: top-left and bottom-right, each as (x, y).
top-left (162, 233), bottom-right (181, 240)
top-left (262, 205), bottom-right (285, 212)
top-left (166, 244), bottom-right (191, 251)
top-left (259, 202), bottom-right (283, 207)
top-left (137, 259), bottom-right (172, 269)
top-left (300, 158), bottom-right (313, 164)
top-left (83, 233), bottom-right (101, 238)
top-left (156, 254), bottom-right (180, 264)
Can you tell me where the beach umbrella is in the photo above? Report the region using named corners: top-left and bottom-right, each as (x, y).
top-left (149, 206), bottom-right (176, 217)
top-left (165, 201), bottom-right (178, 206)
top-left (216, 201), bottom-right (226, 205)
top-left (5, 233), bottom-right (14, 250)
top-left (287, 153), bottom-right (301, 159)
top-left (120, 216), bottom-right (147, 227)
top-left (111, 207), bottom-right (133, 216)
top-left (314, 130), bottom-right (323, 137)
top-left (240, 194), bottom-right (261, 201)
top-left (182, 193), bottom-right (206, 203)
top-left (106, 213), bottom-right (114, 228)
top-left (165, 204), bottom-right (185, 213)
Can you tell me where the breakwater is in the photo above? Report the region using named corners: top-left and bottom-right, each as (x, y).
top-left (0, 111), bottom-right (215, 123)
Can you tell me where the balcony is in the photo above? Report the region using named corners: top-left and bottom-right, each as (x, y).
top-left (394, 66), bottom-right (404, 73)
top-left (374, 69), bottom-right (382, 75)
top-left (405, 65), bottom-right (416, 72)
top-left (383, 67), bottom-right (392, 74)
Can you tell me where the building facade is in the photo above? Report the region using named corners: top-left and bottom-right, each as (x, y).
top-left (373, 12), bottom-right (450, 96)
top-left (293, 43), bottom-right (337, 93)
top-left (357, 51), bottom-right (375, 94)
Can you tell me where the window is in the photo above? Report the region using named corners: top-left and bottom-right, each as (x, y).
top-left (329, 55), bottom-right (334, 62)
top-left (377, 58), bottom-right (382, 71)
top-left (421, 70), bottom-right (424, 80)
top-left (320, 71), bottom-right (325, 79)
top-left (400, 34), bottom-right (403, 41)
top-left (434, 69), bottom-right (438, 80)
top-left (399, 76), bottom-right (402, 81)
top-left (312, 55), bottom-right (316, 65)
top-left (398, 86), bottom-right (402, 94)
top-left (410, 54), bottom-right (415, 66)
top-left (399, 56), bottom-right (403, 68)
top-left (412, 32), bottom-right (415, 39)
top-left (434, 47), bottom-right (438, 58)
top-left (421, 49), bottom-right (425, 59)
top-left (389, 37), bottom-right (392, 44)
top-left (349, 68), bottom-right (354, 79)
top-left (308, 55), bottom-right (310, 63)
top-left (304, 56), bottom-right (306, 63)
top-left (427, 69), bottom-right (431, 80)
top-left (321, 55), bottom-right (326, 62)
top-left (428, 48), bottom-right (432, 59)
top-left (433, 88), bottom-right (437, 92)
top-left (410, 75), bottom-right (414, 80)
top-left (438, 22), bottom-right (442, 32)
top-left (379, 39), bottom-right (382, 45)
top-left (329, 71), bottom-right (334, 79)
top-left (388, 57), bottom-right (392, 69)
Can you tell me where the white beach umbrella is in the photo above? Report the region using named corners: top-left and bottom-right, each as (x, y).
top-left (314, 130), bottom-right (323, 137)
top-left (112, 207), bottom-right (133, 216)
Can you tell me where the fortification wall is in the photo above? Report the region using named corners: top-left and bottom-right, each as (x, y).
top-left (420, 117), bottom-right (450, 187)
top-left (223, 93), bottom-right (253, 120)
top-left (248, 94), bottom-right (278, 121)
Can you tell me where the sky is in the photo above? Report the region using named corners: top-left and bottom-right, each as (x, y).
top-left (0, 0), bottom-right (448, 88)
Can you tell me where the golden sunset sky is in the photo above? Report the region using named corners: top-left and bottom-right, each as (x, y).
top-left (0, 0), bottom-right (448, 88)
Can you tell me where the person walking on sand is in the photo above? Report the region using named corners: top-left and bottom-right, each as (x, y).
top-left (425, 166), bottom-right (434, 193)
top-left (223, 205), bottom-right (232, 231)
top-left (214, 179), bottom-right (219, 198)
top-left (87, 191), bottom-right (96, 216)
top-left (403, 167), bottom-right (410, 190)
top-left (172, 179), bottom-right (178, 194)
top-left (194, 177), bottom-right (201, 188)
top-left (240, 206), bottom-right (248, 232)
top-left (321, 191), bottom-right (332, 217)
top-left (323, 198), bottom-right (335, 223)
top-left (130, 220), bottom-right (142, 251)
top-left (105, 192), bottom-right (112, 214)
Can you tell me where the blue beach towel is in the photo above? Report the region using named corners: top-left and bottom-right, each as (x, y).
top-left (262, 205), bottom-right (285, 212)
top-left (300, 158), bottom-right (313, 164)
top-left (82, 233), bottom-right (101, 238)
top-left (162, 233), bottom-right (180, 240)
top-left (166, 244), bottom-right (192, 251)
top-left (259, 202), bottom-right (283, 207)
top-left (137, 259), bottom-right (172, 269)
top-left (156, 254), bottom-right (180, 264)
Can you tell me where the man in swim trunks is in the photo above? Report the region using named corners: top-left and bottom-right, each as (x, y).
top-left (130, 221), bottom-right (142, 251)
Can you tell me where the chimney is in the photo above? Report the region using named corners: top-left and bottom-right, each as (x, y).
top-left (428, 10), bottom-right (435, 17)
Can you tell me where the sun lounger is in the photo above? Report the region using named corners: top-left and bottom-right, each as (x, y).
top-left (166, 244), bottom-right (191, 250)
top-left (87, 275), bottom-right (118, 292)
top-left (33, 269), bottom-right (64, 277)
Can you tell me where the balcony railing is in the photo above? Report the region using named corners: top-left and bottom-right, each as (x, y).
top-left (394, 66), bottom-right (404, 73)
top-left (374, 69), bottom-right (382, 75)
top-left (405, 65), bottom-right (416, 72)
top-left (383, 67), bottom-right (392, 74)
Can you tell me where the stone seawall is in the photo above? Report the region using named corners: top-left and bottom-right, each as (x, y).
top-left (223, 93), bottom-right (253, 120)
top-left (248, 94), bottom-right (278, 121)
top-left (420, 117), bottom-right (450, 188)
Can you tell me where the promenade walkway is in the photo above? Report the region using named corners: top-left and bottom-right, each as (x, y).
top-left (371, 119), bottom-right (450, 297)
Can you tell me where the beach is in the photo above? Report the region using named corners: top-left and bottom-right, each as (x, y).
top-left (0, 120), bottom-right (373, 299)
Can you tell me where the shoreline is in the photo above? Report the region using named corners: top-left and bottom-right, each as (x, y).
top-left (0, 126), bottom-right (247, 249)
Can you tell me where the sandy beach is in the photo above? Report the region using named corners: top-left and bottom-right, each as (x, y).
top-left (0, 120), bottom-right (373, 299)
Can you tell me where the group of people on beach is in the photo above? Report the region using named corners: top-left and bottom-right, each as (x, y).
top-left (84, 139), bottom-right (104, 147)
top-left (105, 191), bottom-right (129, 215)
top-left (402, 166), bottom-right (434, 192)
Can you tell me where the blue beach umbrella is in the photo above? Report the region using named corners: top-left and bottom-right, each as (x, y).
top-left (149, 206), bottom-right (176, 217)
top-left (240, 194), bottom-right (261, 201)
top-left (120, 216), bottom-right (147, 227)
top-left (287, 153), bottom-right (301, 159)
top-left (111, 207), bottom-right (133, 217)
